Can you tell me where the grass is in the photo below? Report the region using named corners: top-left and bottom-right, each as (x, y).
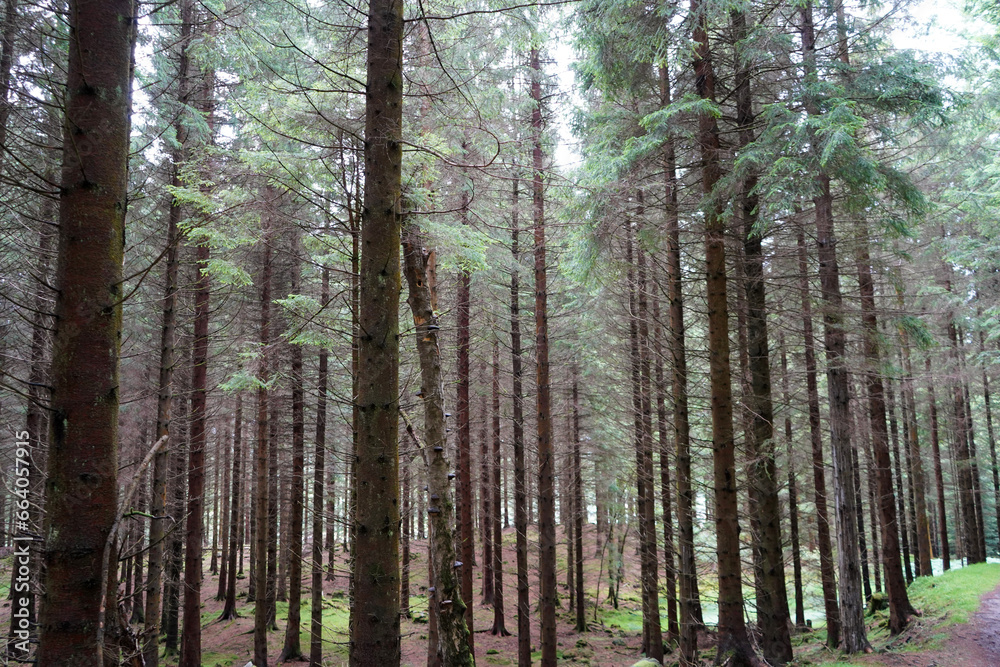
top-left (907, 561), bottom-right (1000, 626)
top-left (810, 562), bottom-right (1000, 666)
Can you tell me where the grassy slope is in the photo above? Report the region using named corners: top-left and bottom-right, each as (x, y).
top-left (805, 562), bottom-right (1000, 667)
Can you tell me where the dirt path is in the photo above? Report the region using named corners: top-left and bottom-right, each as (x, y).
top-left (879, 584), bottom-right (1000, 667)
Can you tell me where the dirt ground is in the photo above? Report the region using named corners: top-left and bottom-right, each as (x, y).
top-left (876, 584), bottom-right (1000, 667)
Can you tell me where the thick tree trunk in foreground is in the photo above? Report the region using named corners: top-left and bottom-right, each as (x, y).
top-left (37, 1), bottom-right (132, 663)
top-left (350, 0), bottom-right (403, 660)
top-left (691, 2), bottom-right (760, 662)
top-left (402, 231), bottom-right (473, 667)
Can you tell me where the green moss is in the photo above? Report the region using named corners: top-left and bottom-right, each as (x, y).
top-left (201, 652), bottom-right (239, 667)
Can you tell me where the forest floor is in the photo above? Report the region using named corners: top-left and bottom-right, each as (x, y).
top-left (800, 561), bottom-right (1000, 667)
top-left (0, 525), bottom-right (998, 666)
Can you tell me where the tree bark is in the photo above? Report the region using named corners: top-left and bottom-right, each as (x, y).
top-left (531, 42), bottom-right (558, 667)
top-left (402, 230), bottom-right (473, 667)
top-left (732, 9), bottom-right (792, 659)
top-left (180, 189), bottom-right (212, 667)
top-left (886, 375), bottom-right (914, 582)
top-left (217, 425), bottom-right (231, 600)
top-left (660, 62), bottom-right (702, 667)
top-left (926, 355), bottom-right (950, 570)
top-left (491, 338), bottom-right (509, 636)
top-left (310, 257), bottom-right (330, 667)
top-left (280, 236), bottom-right (306, 662)
top-left (948, 318), bottom-right (983, 564)
top-left (853, 223), bottom-right (915, 633)
top-left (456, 184), bottom-right (475, 649)
top-left (144, 0), bottom-right (191, 658)
top-left (253, 211), bottom-right (273, 667)
top-left (796, 228), bottom-right (841, 646)
top-left (899, 309), bottom-right (932, 576)
top-left (981, 331), bottom-right (1000, 556)
top-left (220, 396), bottom-right (243, 620)
top-left (691, 1), bottom-right (760, 661)
top-left (652, 259), bottom-right (679, 644)
top-left (37, 2), bottom-right (131, 663)
top-left (572, 368), bottom-right (586, 633)
top-left (510, 173), bottom-right (531, 667)
top-left (350, 0), bottom-right (403, 659)
top-left (779, 334), bottom-right (806, 628)
top-left (801, 1), bottom-right (868, 651)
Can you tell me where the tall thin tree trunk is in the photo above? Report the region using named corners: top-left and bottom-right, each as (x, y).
top-left (853, 225), bottom-right (915, 633)
top-left (637, 210), bottom-right (662, 661)
top-left (217, 424), bottom-right (231, 600)
top-left (886, 376), bottom-right (913, 582)
top-left (350, 0), bottom-right (403, 659)
top-left (402, 228), bottom-right (473, 666)
top-left (779, 334), bottom-right (806, 628)
top-left (732, 11), bottom-right (792, 657)
top-left (652, 264), bottom-right (679, 643)
top-left (510, 173), bottom-right (531, 667)
top-left (571, 369), bottom-right (586, 633)
top-left (481, 377), bottom-right (494, 604)
top-left (691, 1), bottom-right (759, 661)
top-left (796, 229), bottom-right (840, 646)
top-left (220, 396), bottom-right (243, 620)
top-left (801, 1), bottom-right (868, 651)
top-left (948, 318), bottom-right (982, 564)
top-left (310, 257), bottom-right (330, 667)
top-left (164, 384), bottom-right (187, 656)
top-left (981, 331), bottom-right (1000, 556)
top-left (180, 184), bottom-right (212, 667)
top-left (926, 355), bottom-right (950, 570)
top-left (530, 41), bottom-right (557, 667)
top-left (491, 338), bottom-right (509, 636)
top-left (280, 238), bottom-right (306, 661)
top-left (253, 212), bottom-right (273, 667)
top-left (143, 0), bottom-right (191, 658)
top-left (660, 62), bottom-right (701, 666)
top-left (900, 317), bottom-right (932, 576)
top-left (456, 184), bottom-right (476, 649)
